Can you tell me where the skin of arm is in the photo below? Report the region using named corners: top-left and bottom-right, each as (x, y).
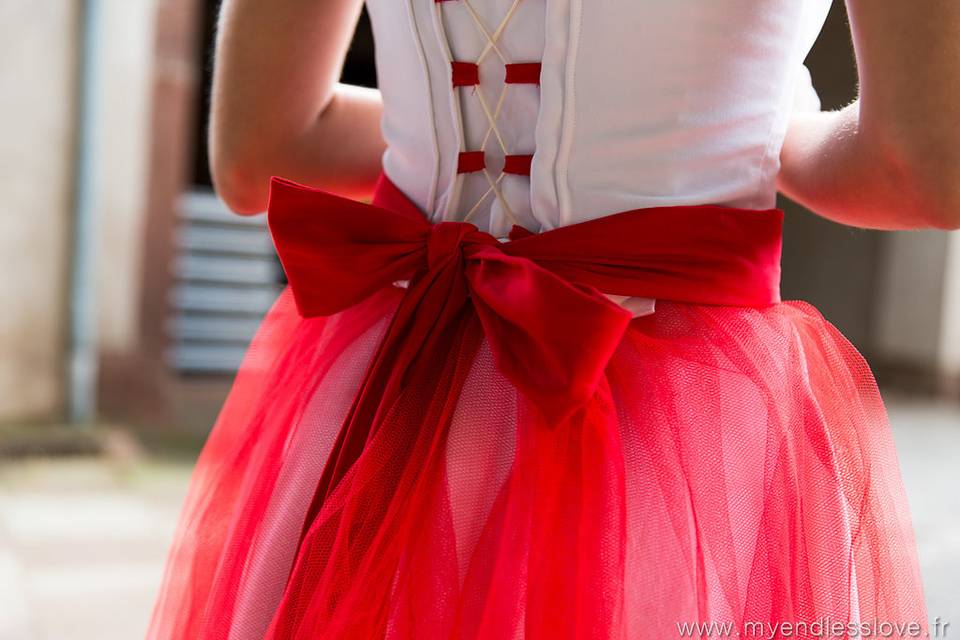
top-left (209, 0), bottom-right (385, 214)
top-left (778, 0), bottom-right (960, 230)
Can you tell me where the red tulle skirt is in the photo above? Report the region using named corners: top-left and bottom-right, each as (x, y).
top-left (147, 180), bottom-right (927, 639)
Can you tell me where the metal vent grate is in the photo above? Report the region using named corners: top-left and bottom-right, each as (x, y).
top-left (166, 190), bottom-right (284, 374)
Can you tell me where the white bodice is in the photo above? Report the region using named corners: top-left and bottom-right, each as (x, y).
top-left (365, 0), bottom-right (832, 237)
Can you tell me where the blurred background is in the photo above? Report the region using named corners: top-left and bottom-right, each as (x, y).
top-left (1, 1), bottom-right (958, 639)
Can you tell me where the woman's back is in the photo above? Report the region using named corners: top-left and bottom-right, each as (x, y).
top-left (368, 0), bottom-right (832, 236)
top-left (146, 0), bottom-right (950, 636)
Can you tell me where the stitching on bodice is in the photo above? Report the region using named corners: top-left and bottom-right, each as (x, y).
top-left (432, 0), bottom-right (542, 229)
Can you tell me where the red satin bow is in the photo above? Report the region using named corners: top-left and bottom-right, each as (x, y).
top-left (267, 173), bottom-right (782, 509)
top-left (267, 174), bottom-right (783, 427)
top-left (268, 178), bottom-right (637, 427)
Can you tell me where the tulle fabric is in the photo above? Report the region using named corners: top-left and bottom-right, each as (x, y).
top-left (148, 281), bottom-right (926, 639)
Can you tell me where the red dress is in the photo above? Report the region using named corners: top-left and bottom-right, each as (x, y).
top-left (146, 175), bottom-right (927, 639)
top-left (148, 0), bottom-right (927, 636)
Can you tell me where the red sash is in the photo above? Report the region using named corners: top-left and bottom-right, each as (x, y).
top-left (266, 172), bottom-right (782, 534)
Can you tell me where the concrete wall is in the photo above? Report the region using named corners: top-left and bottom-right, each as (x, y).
top-left (96, 0), bottom-right (204, 427)
top-left (95, 0), bottom-right (158, 354)
top-left (871, 229), bottom-right (960, 392)
top-left (873, 231), bottom-right (950, 365)
top-left (941, 234), bottom-right (960, 385)
top-left (0, 1), bottom-right (159, 423)
top-left (0, 3), bottom-right (78, 422)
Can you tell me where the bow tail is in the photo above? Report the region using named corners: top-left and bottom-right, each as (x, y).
top-left (274, 263), bottom-right (482, 638)
top-left (466, 249), bottom-right (634, 424)
top-left (298, 260), bottom-right (471, 522)
top-left (275, 265), bottom-right (480, 636)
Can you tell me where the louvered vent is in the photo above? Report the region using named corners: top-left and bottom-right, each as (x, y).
top-left (166, 190), bottom-right (284, 374)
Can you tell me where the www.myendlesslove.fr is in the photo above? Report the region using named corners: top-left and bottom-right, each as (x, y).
top-left (676, 617), bottom-right (949, 639)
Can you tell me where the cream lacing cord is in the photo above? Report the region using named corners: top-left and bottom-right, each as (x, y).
top-left (434, 0), bottom-right (527, 226)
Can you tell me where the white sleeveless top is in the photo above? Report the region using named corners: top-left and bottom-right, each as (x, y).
top-left (365, 0), bottom-right (832, 238)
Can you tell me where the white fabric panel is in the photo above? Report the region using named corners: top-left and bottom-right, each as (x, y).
top-left (364, 0), bottom-right (833, 232)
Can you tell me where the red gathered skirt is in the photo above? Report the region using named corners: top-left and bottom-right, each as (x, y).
top-left (147, 175), bottom-right (927, 639)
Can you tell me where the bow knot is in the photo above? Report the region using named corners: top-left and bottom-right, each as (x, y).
top-left (426, 221), bottom-right (495, 271)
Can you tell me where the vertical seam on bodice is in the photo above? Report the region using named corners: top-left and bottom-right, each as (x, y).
top-left (405, 0), bottom-right (443, 217)
top-left (754, 0), bottom-right (810, 205)
top-left (428, 0), bottom-right (467, 221)
top-left (555, 0), bottom-right (582, 227)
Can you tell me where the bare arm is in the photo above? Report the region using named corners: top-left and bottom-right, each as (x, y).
top-left (210, 0), bottom-right (385, 214)
top-left (777, 1), bottom-right (960, 230)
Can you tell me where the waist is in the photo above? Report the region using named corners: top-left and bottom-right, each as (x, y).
top-left (367, 171), bottom-right (783, 311)
top-left (267, 173), bottom-right (783, 422)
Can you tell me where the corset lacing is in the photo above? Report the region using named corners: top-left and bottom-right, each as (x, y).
top-left (433, 0), bottom-right (541, 230)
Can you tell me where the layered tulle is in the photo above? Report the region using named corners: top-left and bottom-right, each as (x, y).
top-left (148, 283), bottom-right (926, 639)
